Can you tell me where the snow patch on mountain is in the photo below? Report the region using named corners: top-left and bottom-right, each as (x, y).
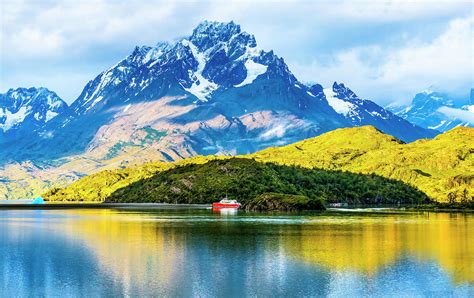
top-left (323, 88), bottom-right (355, 116)
top-left (0, 87), bottom-right (68, 133)
top-left (235, 60), bottom-right (267, 87)
top-left (82, 72), bottom-right (114, 109)
top-left (123, 104), bottom-right (131, 113)
top-left (182, 40), bottom-right (218, 102)
top-left (45, 110), bottom-right (59, 122)
top-left (0, 106), bottom-right (29, 132)
top-left (428, 120), bottom-right (447, 130)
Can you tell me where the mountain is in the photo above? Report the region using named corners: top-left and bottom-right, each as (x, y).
top-left (43, 126), bottom-right (473, 204)
top-left (0, 87), bottom-right (67, 139)
top-left (1, 21), bottom-right (435, 163)
top-left (389, 90), bottom-right (473, 132)
top-left (321, 82), bottom-right (438, 141)
top-left (44, 154), bottom-right (429, 207)
top-left (0, 21), bottom-right (441, 199)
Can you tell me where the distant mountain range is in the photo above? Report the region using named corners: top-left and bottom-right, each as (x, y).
top-left (0, 20), bottom-right (456, 199)
top-left (388, 89), bottom-right (473, 132)
top-left (0, 87), bottom-right (67, 138)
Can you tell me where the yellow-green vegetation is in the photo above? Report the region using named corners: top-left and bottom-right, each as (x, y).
top-left (44, 156), bottom-right (221, 201)
top-left (99, 158), bottom-right (428, 207)
top-left (251, 126), bottom-right (473, 203)
top-left (44, 126), bottom-right (473, 204)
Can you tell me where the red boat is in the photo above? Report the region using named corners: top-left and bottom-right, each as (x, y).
top-left (212, 199), bottom-right (241, 209)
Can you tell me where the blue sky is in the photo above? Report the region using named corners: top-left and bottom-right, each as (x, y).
top-left (1, 0), bottom-right (472, 105)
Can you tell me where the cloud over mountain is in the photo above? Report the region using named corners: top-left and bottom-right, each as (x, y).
top-left (1, 0), bottom-right (471, 105)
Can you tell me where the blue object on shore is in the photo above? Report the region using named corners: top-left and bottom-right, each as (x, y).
top-left (31, 197), bottom-right (46, 205)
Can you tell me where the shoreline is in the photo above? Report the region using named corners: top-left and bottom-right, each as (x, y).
top-left (0, 202), bottom-right (472, 213)
top-left (0, 203), bottom-right (212, 210)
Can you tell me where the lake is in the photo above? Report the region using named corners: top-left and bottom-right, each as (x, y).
top-left (0, 208), bottom-right (472, 296)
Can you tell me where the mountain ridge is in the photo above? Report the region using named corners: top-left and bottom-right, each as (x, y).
top-left (0, 20), bottom-right (436, 164)
top-left (0, 21), bottom-right (444, 199)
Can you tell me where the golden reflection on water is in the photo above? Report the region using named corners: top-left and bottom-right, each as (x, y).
top-left (284, 212), bottom-right (474, 284)
top-left (58, 210), bottom-right (185, 293)
top-left (55, 210), bottom-right (473, 285)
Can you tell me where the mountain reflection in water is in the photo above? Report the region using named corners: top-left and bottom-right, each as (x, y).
top-left (0, 209), bottom-right (472, 296)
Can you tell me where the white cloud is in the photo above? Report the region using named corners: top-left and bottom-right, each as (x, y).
top-left (260, 124), bottom-right (288, 140)
top-left (291, 17), bottom-right (473, 105)
top-left (2, 0), bottom-right (185, 58)
top-left (2, 0), bottom-right (470, 59)
top-left (1, 0), bottom-right (472, 105)
top-left (438, 106), bottom-right (474, 123)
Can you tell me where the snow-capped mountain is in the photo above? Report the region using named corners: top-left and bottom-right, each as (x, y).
top-left (389, 90), bottom-right (473, 132)
top-left (0, 87), bottom-right (68, 137)
top-left (322, 82), bottom-right (438, 141)
top-left (0, 21), bottom-right (436, 165)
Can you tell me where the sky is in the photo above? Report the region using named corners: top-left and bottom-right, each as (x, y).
top-left (1, 0), bottom-right (472, 106)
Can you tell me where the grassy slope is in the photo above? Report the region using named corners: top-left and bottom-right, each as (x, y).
top-left (251, 126), bottom-right (473, 202)
top-left (44, 126), bottom-right (473, 203)
top-left (44, 156), bottom-right (221, 201)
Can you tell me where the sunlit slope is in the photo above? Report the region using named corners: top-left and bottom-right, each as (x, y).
top-left (44, 126), bottom-right (472, 203)
top-left (252, 126), bottom-right (473, 202)
top-left (44, 156), bottom-right (219, 201)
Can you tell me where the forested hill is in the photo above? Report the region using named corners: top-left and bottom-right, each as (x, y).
top-left (46, 158), bottom-right (429, 208)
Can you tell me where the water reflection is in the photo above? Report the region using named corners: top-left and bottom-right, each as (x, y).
top-left (0, 209), bottom-right (472, 296)
top-left (283, 212), bottom-right (474, 284)
top-left (212, 207), bottom-right (238, 215)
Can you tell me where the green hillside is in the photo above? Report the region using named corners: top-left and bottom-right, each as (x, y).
top-left (252, 126), bottom-right (473, 203)
top-left (44, 126), bottom-right (473, 204)
top-left (98, 159), bottom-right (427, 208)
top-left (44, 155), bottom-right (219, 202)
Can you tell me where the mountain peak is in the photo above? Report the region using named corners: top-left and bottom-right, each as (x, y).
top-left (0, 87), bottom-right (68, 133)
top-left (421, 87), bottom-right (435, 95)
top-left (389, 89), bottom-right (473, 132)
top-left (412, 91), bottom-right (450, 108)
top-left (192, 20), bottom-right (241, 38)
top-left (190, 20), bottom-right (256, 52)
top-left (2, 87), bottom-right (66, 107)
top-left (332, 82), bottom-right (357, 99)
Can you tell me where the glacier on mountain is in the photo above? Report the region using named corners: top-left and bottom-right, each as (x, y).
top-left (235, 60), bottom-right (268, 87)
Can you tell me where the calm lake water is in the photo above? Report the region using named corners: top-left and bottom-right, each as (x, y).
top-left (0, 208), bottom-right (472, 297)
